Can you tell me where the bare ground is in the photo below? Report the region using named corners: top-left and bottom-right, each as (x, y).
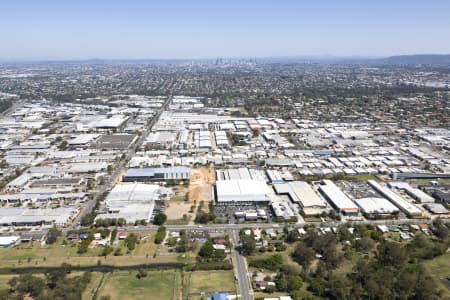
top-left (188, 167), bottom-right (215, 212)
top-left (164, 202), bottom-right (194, 224)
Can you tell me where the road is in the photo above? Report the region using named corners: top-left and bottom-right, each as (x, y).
top-left (108, 217), bottom-right (438, 234)
top-left (63, 96), bottom-right (171, 234)
top-left (230, 229), bottom-right (252, 300)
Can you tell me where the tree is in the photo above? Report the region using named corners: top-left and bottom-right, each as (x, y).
top-left (377, 240), bottom-right (408, 267)
top-left (275, 265), bottom-right (303, 292)
top-left (114, 248), bottom-right (123, 256)
top-left (336, 225), bottom-right (353, 242)
top-left (326, 275), bottom-right (351, 300)
top-left (45, 263), bottom-right (71, 289)
top-left (110, 228), bottom-right (118, 243)
top-left (432, 218), bottom-right (449, 241)
top-left (264, 285), bottom-right (276, 293)
top-left (153, 213), bottom-right (167, 225)
top-left (292, 242), bottom-right (315, 269)
top-left (101, 246), bottom-right (114, 257)
top-left (11, 274), bottom-right (45, 298)
top-left (395, 265), bottom-right (418, 298)
top-left (286, 230), bottom-right (300, 243)
top-left (414, 264), bottom-right (442, 300)
top-left (167, 237), bottom-right (177, 247)
top-left (195, 211), bottom-right (215, 224)
top-left (249, 254), bottom-right (283, 271)
top-left (241, 235), bottom-right (256, 256)
top-left (124, 233), bottom-right (138, 251)
top-left (198, 240), bottom-right (214, 258)
top-left (406, 234), bottom-right (445, 260)
top-left (176, 231), bottom-right (192, 253)
top-left (355, 237), bottom-right (375, 253)
top-left (46, 226), bottom-right (61, 245)
top-left (154, 226), bottom-right (166, 244)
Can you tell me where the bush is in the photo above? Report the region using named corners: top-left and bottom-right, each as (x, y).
top-left (154, 226), bottom-right (166, 244)
top-left (77, 233), bottom-right (94, 254)
top-left (153, 213), bottom-right (167, 225)
top-left (113, 248), bottom-right (123, 256)
top-left (191, 261), bottom-right (233, 271)
top-left (249, 254), bottom-right (283, 271)
top-left (100, 246), bottom-right (114, 257)
top-left (110, 228), bottom-right (118, 242)
top-left (136, 269), bottom-right (148, 279)
top-left (195, 211), bottom-right (215, 224)
top-left (198, 240), bottom-right (214, 258)
top-left (124, 233), bottom-right (138, 251)
top-left (46, 226), bottom-right (61, 245)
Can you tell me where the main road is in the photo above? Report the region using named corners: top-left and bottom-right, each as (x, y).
top-left (230, 229), bottom-right (253, 300)
top-left (109, 217), bottom-right (437, 234)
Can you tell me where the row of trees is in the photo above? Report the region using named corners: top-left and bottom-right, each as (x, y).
top-left (0, 264), bottom-right (91, 300)
top-left (94, 218), bottom-right (126, 228)
top-left (154, 226), bottom-right (166, 244)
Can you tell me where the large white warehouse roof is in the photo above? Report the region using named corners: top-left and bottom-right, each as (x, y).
top-left (274, 181), bottom-right (327, 209)
top-left (96, 183), bottom-right (159, 223)
top-left (319, 180), bottom-right (359, 213)
top-left (354, 197), bottom-right (399, 214)
top-left (216, 179), bottom-right (272, 203)
top-left (368, 180), bottom-right (422, 215)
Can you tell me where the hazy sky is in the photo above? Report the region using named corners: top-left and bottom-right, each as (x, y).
top-left (1, 0), bottom-right (449, 60)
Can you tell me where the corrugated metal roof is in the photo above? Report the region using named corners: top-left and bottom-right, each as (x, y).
top-left (319, 180), bottom-right (359, 212)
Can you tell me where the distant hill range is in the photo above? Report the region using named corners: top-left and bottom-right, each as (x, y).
top-left (381, 54), bottom-right (450, 65)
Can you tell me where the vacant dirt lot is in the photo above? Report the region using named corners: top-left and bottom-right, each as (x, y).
top-left (189, 167), bottom-right (215, 211)
top-left (164, 201), bottom-right (194, 224)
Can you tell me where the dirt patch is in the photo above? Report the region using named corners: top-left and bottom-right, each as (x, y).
top-left (170, 186), bottom-right (189, 201)
top-left (190, 167), bottom-right (215, 186)
top-left (189, 167), bottom-right (215, 211)
top-left (165, 201), bottom-right (195, 224)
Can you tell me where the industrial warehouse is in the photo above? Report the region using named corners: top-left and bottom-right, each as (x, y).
top-left (273, 181), bottom-right (328, 215)
top-left (95, 183), bottom-right (160, 224)
top-left (0, 207), bottom-right (78, 227)
top-left (353, 197), bottom-right (399, 217)
top-left (368, 180), bottom-right (423, 216)
top-left (215, 179), bottom-right (273, 204)
top-left (122, 166), bottom-right (191, 182)
top-left (318, 180), bottom-right (360, 216)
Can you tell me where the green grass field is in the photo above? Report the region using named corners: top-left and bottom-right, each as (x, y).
top-left (424, 253), bottom-right (450, 297)
top-left (81, 271), bottom-right (104, 300)
top-left (186, 270), bottom-right (236, 294)
top-left (0, 232), bottom-right (195, 268)
top-left (0, 239), bottom-right (103, 267)
top-left (97, 270), bottom-right (181, 300)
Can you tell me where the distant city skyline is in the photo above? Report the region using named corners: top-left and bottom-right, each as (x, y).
top-left (1, 0), bottom-right (449, 60)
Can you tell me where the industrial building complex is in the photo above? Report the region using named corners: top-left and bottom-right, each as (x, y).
top-left (95, 183), bottom-right (160, 224)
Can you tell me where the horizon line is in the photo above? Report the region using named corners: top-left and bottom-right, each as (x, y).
top-left (1, 53), bottom-right (450, 63)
